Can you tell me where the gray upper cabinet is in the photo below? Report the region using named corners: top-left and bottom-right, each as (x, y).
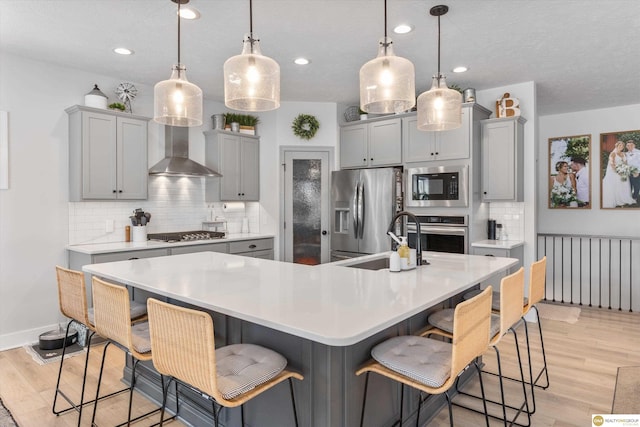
top-left (67, 105), bottom-right (149, 201)
top-left (204, 130), bottom-right (260, 201)
top-left (402, 107), bottom-right (471, 163)
top-left (340, 118), bottom-right (401, 168)
top-left (481, 116), bottom-right (526, 202)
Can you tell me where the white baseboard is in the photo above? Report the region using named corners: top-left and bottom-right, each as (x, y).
top-left (0, 323), bottom-right (60, 351)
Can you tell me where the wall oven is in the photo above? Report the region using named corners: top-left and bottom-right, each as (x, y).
top-left (406, 165), bottom-right (468, 208)
top-left (407, 215), bottom-right (468, 254)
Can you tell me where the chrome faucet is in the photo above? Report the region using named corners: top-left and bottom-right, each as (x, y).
top-left (387, 211), bottom-right (423, 266)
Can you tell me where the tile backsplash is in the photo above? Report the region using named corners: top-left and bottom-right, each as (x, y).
top-left (68, 176), bottom-right (260, 245)
top-left (488, 202), bottom-right (524, 241)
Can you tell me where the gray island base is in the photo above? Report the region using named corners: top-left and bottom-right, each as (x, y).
top-left (83, 251), bottom-right (517, 426)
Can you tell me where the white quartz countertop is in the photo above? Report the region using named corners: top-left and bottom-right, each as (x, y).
top-left (471, 240), bottom-right (525, 250)
top-left (66, 233), bottom-right (274, 255)
top-left (83, 251), bottom-right (517, 346)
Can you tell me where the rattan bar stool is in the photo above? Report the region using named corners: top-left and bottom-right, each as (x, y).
top-left (52, 266), bottom-right (147, 426)
top-left (356, 286), bottom-right (494, 427)
top-left (90, 277), bottom-right (170, 427)
top-left (463, 256), bottom-right (549, 414)
top-left (146, 298), bottom-right (304, 427)
top-left (424, 267), bottom-right (531, 426)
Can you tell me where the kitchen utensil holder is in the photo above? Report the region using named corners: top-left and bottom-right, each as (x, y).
top-left (132, 225), bottom-right (147, 242)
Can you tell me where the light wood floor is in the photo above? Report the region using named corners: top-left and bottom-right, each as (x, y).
top-left (0, 305), bottom-right (638, 426)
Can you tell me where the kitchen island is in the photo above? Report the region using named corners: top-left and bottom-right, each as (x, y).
top-left (83, 251), bottom-right (517, 426)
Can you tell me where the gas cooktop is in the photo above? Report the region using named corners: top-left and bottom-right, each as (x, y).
top-left (147, 230), bottom-right (225, 243)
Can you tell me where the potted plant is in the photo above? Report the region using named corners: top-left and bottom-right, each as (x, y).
top-left (224, 113), bottom-right (260, 135)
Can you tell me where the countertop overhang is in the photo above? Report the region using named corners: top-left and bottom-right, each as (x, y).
top-left (83, 251), bottom-right (517, 346)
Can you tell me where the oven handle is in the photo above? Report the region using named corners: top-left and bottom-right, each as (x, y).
top-left (407, 225), bottom-right (467, 236)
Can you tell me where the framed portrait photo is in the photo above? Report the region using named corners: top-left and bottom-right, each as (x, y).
top-left (600, 130), bottom-right (640, 209)
top-left (548, 134), bottom-right (591, 209)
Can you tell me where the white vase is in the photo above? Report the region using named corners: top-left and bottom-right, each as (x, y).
top-left (569, 201), bottom-right (578, 207)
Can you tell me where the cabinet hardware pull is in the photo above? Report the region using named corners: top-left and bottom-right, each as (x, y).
top-left (118, 190), bottom-right (123, 193)
top-left (113, 190), bottom-right (117, 193)
top-left (249, 244), bottom-right (257, 249)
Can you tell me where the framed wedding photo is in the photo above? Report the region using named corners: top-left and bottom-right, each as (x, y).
top-left (600, 130), bottom-right (640, 209)
top-left (548, 134), bottom-right (591, 209)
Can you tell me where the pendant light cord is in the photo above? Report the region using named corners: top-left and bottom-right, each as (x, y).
top-left (177, 1), bottom-right (181, 64)
top-left (382, 0), bottom-right (390, 54)
top-left (437, 14), bottom-right (441, 80)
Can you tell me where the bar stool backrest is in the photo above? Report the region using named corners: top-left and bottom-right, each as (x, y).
top-left (499, 267), bottom-right (525, 338)
top-left (451, 285), bottom-right (493, 377)
top-left (526, 256), bottom-right (547, 313)
top-left (92, 277), bottom-right (134, 353)
top-left (56, 266), bottom-right (90, 327)
top-left (147, 298), bottom-right (223, 402)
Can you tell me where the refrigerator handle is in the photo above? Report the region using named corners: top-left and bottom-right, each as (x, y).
top-left (352, 182), bottom-right (359, 239)
top-left (357, 182), bottom-right (364, 238)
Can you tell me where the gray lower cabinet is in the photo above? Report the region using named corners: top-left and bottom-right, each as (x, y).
top-left (204, 130), bottom-right (260, 201)
top-left (229, 238), bottom-right (274, 259)
top-left (471, 244), bottom-right (524, 287)
top-left (67, 105), bottom-right (149, 201)
top-left (481, 116), bottom-right (526, 201)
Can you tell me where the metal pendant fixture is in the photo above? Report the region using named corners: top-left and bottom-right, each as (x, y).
top-left (359, 0), bottom-right (415, 114)
top-left (417, 5), bottom-right (462, 131)
top-left (224, 0), bottom-right (280, 112)
top-left (154, 0), bottom-right (203, 127)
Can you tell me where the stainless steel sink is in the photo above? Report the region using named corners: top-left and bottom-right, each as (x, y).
top-left (343, 257), bottom-right (390, 271)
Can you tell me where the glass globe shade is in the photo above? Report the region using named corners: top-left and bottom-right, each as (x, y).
top-left (224, 34), bottom-right (280, 112)
top-left (154, 64), bottom-right (203, 127)
top-left (417, 75), bottom-right (462, 131)
top-left (359, 37), bottom-right (415, 114)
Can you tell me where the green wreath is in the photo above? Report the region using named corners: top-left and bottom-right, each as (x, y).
top-left (291, 114), bottom-right (319, 140)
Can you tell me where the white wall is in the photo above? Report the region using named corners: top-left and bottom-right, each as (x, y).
top-left (538, 104), bottom-right (640, 236)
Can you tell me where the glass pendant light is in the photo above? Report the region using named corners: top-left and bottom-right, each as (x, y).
top-left (417, 5), bottom-right (462, 131)
top-left (224, 0), bottom-right (280, 112)
top-left (359, 0), bottom-right (415, 114)
top-left (154, 0), bottom-right (203, 127)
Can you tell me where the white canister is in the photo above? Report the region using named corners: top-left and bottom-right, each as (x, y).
top-left (84, 84), bottom-right (108, 109)
top-left (389, 252), bottom-right (401, 272)
top-left (241, 217), bottom-right (249, 233)
top-left (132, 225), bottom-right (147, 242)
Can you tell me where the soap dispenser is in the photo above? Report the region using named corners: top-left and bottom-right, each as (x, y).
top-left (397, 236), bottom-right (410, 269)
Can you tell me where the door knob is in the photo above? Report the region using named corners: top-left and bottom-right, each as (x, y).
top-left (322, 230), bottom-right (328, 235)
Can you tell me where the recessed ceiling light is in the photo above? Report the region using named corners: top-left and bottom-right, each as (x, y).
top-left (294, 57), bottom-right (310, 65)
top-left (113, 47), bottom-right (134, 55)
top-left (178, 7), bottom-right (200, 20)
top-left (393, 24), bottom-right (413, 34)
top-left (452, 66), bottom-right (468, 73)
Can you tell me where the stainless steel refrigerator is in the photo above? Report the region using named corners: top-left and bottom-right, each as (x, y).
top-left (331, 167), bottom-right (403, 260)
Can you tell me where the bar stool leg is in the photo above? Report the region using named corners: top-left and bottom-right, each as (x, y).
top-left (359, 372), bottom-right (370, 427)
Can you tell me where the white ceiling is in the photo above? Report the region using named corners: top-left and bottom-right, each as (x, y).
top-left (2, 0), bottom-right (639, 116)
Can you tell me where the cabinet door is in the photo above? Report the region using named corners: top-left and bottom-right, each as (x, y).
top-left (402, 116), bottom-right (436, 163)
top-left (82, 112), bottom-right (117, 199)
top-left (117, 117), bottom-right (148, 199)
top-left (482, 119), bottom-right (516, 201)
top-left (369, 118), bottom-right (402, 166)
top-left (340, 124), bottom-right (368, 168)
top-left (436, 107), bottom-right (470, 160)
top-left (219, 134), bottom-right (242, 200)
top-left (240, 137), bottom-right (260, 200)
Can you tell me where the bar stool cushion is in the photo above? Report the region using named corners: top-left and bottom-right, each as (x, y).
top-left (428, 309), bottom-right (501, 338)
top-left (216, 344), bottom-right (287, 400)
top-left (463, 290), bottom-right (528, 310)
top-left (131, 322), bottom-right (152, 354)
top-left (87, 300), bottom-right (147, 325)
top-left (371, 336), bottom-right (452, 388)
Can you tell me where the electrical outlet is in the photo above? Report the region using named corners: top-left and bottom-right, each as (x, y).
top-left (105, 219), bottom-right (115, 233)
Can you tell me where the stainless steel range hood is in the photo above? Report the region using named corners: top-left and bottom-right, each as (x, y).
top-left (149, 126), bottom-right (221, 177)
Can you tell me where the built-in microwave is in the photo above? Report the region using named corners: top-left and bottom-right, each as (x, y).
top-left (406, 165), bottom-right (468, 207)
